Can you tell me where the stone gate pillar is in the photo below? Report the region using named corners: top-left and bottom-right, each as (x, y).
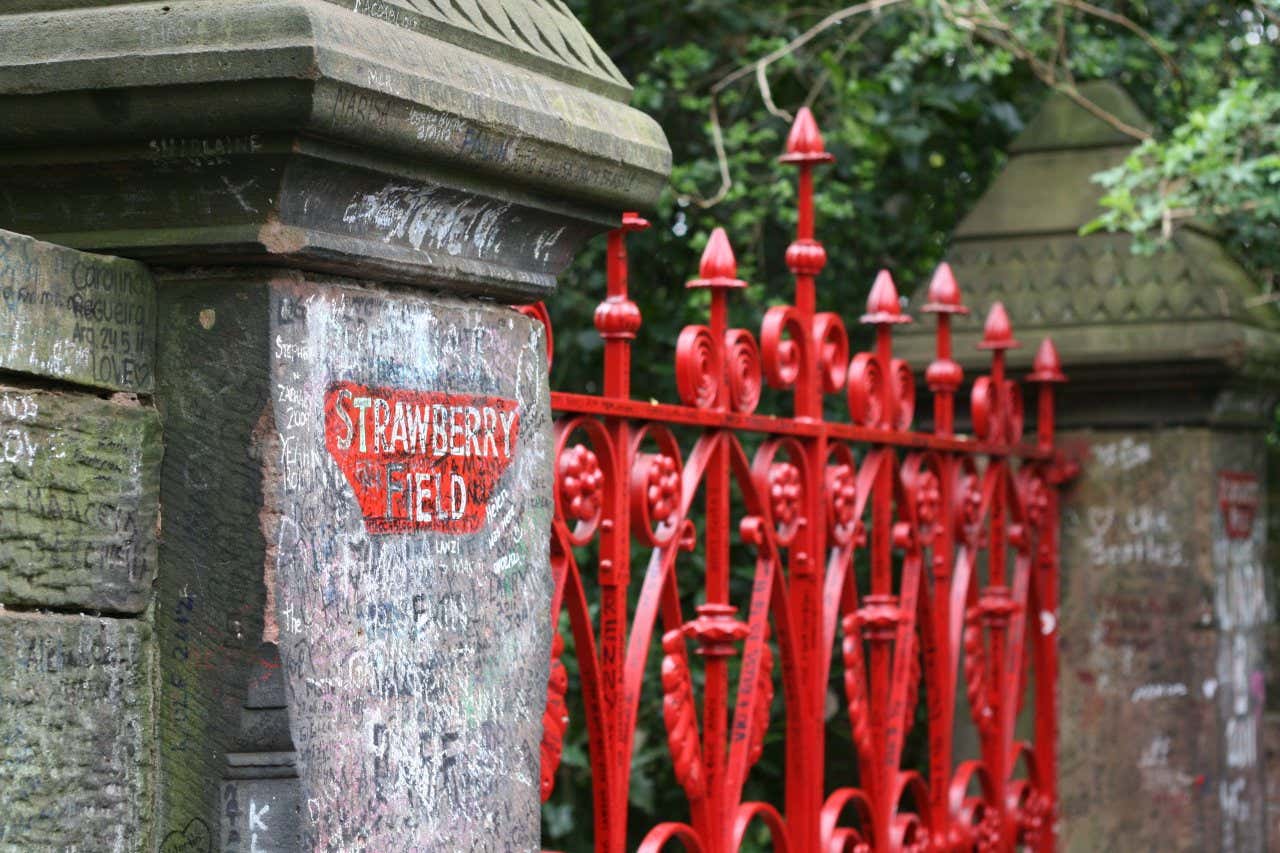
top-left (0, 2), bottom-right (669, 849)
top-left (902, 82), bottom-right (1280, 851)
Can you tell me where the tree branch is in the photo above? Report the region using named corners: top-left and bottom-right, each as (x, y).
top-left (679, 0), bottom-right (1172, 207)
top-left (1057, 0), bottom-right (1180, 82)
top-left (710, 0), bottom-right (909, 96)
top-left (945, 9), bottom-right (1154, 140)
top-left (803, 18), bottom-right (874, 108)
top-left (758, 60), bottom-right (792, 122)
top-left (678, 0), bottom-right (909, 207)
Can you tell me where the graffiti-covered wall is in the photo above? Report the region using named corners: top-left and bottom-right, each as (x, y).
top-left (1059, 429), bottom-right (1271, 851)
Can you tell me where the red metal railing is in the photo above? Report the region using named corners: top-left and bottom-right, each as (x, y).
top-left (529, 108), bottom-right (1069, 852)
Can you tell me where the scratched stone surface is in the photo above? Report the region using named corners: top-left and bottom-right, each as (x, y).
top-left (156, 272), bottom-right (552, 851)
top-left (1060, 428), bottom-right (1271, 852)
top-left (0, 385), bottom-right (162, 613)
top-left (0, 610), bottom-right (153, 851)
top-left (1264, 709), bottom-right (1280, 847)
top-left (0, 229), bottom-right (155, 392)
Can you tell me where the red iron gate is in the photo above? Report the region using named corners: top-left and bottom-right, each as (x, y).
top-left (529, 109), bottom-right (1068, 852)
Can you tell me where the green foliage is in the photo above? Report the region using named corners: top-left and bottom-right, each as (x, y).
top-left (1088, 79), bottom-right (1280, 259)
top-left (542, 1), bottom-right (1280, 848)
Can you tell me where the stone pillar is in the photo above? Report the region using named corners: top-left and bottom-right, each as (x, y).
top-left (901, 82), bottom-right (1279, 851)
top-left (0, 2), bottom-right (668, 849)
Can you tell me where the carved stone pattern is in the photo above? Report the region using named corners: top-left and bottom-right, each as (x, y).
top-left (907, 232), bottom-right (1262, 332)
top-left (329, 0), bottom-right (628, 91)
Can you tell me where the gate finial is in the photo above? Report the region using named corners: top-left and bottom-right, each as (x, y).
top-left (862, 270), bottom-right (911, 325)
top-left (923, 263), bottom-right (968, 436)
top-left (978, 302), bottom-right (1020, 350)
top-left (687, 228), bottom-right (747, 290)
top-left (922, 262), bottom-right (968, 315)
top-left (1029, 338), bottom-right (1066, 383)
top-left (780, 107), bottom-right (836, 164)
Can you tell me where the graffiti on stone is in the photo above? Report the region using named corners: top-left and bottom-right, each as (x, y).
top-left (0, 386), bottom-right (161, 613)
top-left (323, 383), bottom-right (520, 534)
top-left (0, 612), bottom-right (153, 849)
top-left (0, 229), bottom-right (155, 392)
top-left (1213, 469), bottom-right (1269, 851)
top-left (1058, 429), bottom-right (1217, 849)
top-left (261, 280), bottom-right (551, 850)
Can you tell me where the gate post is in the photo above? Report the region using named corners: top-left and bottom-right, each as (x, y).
top-left (902, 81), bottom-right (1279, 851)
top-left (0, 3), bottom-right (669, 849)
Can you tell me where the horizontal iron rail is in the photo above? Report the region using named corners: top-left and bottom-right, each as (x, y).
top-left (551, 391), bottom-right (1053, 459)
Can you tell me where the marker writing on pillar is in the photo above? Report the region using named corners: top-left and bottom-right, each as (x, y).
top-left (324, 381), bottom-right (520, 534)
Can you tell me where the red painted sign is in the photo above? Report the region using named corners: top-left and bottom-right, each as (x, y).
top-left (324, 382), bottom-right (520, 535)
top-left (1218, 471), bottom-right (1260, 540)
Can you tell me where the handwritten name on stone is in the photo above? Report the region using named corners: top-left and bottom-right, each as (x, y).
top-left (0, 229), bottom-right (155, 392)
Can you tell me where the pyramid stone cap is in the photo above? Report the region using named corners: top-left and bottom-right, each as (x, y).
top-left (0, 0), bottom-right (672, 301)
top-left (899, 80), bottom-right (1280, 397)
top-left (953, 83), bottom-right (1152, 241)
top-left (1008, 81), bottom-right (1153, 154)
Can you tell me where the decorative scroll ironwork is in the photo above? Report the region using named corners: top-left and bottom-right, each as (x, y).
top-left (529, 108), bottom-right (1069, 853)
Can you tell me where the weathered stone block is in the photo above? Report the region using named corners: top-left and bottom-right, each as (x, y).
top-left (156, 272), bottom-right (552, 850)
top-left (0, 385), bottom-right (162, 613)
top-left (0, 611), bottom-right (153, 851)
top-left (0, 229), bottom-right (155, 392)
top-left (220, 776), bottom-right (302, 853)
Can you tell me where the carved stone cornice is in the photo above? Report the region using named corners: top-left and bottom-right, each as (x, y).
top-left (0, 0), bottom-right (671, 300)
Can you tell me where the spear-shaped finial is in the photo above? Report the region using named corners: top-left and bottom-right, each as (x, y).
top-left (977, 302), bottom-right (1019, 350)
top-left (687, 227), bottom-right (746, 290)
top-left (1029, 337), bottom-right (1067, 383)
top-left (921, 262), bottom-right (969, 315)
top-left (1029, 337), bottom-right (1067, 453)
top-left (861, 270), bottom-right (912, 325)
top-left (779, 107), bottom-right (836, 165)
top-left (923, 264), bottom-right (967, 436)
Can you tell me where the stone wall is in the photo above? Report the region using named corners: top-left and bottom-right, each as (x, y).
top-left (0, 230), bottom-right (160, 851)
